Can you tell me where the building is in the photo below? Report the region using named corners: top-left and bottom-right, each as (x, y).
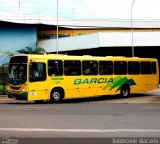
top-left (1, 10), bottom-right (160, 61)
top-left (37, 19), bottom-right (160, 63)
top-left (38, 31), bottom-right (160, 59)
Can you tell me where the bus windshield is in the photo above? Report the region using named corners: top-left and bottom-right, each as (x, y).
top-left (8, 64), bottom-right (27, 85)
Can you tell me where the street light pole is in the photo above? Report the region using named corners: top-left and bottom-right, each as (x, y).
top-left (19, 0), bottom-right (20, 11)
top-left (56, 0), bottom-right (59, 54)
top-left (131, 0), bottom-right (136, 57)
top-left (73, 8), bottom-right (75, 21)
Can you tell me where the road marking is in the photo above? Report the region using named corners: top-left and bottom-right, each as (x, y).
top-left (15, 107), bottom-right (53, 109)
top-left (143, 107), bottom-right (160, 109)
top-left (0, 128), bottom-right (160, 133)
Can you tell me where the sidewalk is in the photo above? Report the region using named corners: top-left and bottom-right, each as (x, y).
top-left (0, 95), bottom-right (8, 99)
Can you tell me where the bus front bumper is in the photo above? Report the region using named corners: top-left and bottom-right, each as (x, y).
top-left (8, 92), bottom-right (28, 101)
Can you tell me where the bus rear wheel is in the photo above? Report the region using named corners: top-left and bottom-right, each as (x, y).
top-left (50, 89), bottom-right (63, 103)
top-left (120, 85), bottom-right (130, 97)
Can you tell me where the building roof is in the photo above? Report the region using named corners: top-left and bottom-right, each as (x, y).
top-left (37, 32), bottom-right (160, 52)
top-left (1, 10), bottom-right (160, 29)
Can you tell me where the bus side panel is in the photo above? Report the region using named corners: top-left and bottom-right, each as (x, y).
top-left (65, 76), bottom-right (120, 98)
top-left (129, 74), bottom-right (159, 94)
top-left (28, 80), bottom-right (49, 101)
top-left (64, 76), bottom-right (85, 98)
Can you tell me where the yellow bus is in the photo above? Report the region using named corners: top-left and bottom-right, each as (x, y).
top-left (7, 54), bottom-right (159, 103)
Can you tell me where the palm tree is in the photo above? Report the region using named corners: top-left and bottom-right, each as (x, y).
top-left (17, 47), bottom-right (45, 54)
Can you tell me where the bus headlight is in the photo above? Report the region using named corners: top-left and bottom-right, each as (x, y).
top-left (7, 86), bottom-right (10, 91)
top-left (20, 88), bottom-right (26, 94)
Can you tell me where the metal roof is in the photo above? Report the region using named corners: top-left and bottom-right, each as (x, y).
top-left (37, 32), bottom-right (160, 52)
top-left (1, 11), bottom-right (160, 29)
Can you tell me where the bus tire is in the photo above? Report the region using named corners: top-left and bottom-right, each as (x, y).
top-left (120, 85), bottom-right (130, 97)
top-left (50, 88), bottom-right (64, 103)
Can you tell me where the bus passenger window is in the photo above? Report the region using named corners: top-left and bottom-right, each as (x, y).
top-left (99, 61), bottom-right (113, 75)
top-left (141, 62), bottom-right (152, 74)
top-left (128, 61), bottom-right (140, 74)
top-left (114, 61), bottom-right (127, 75)
top-left (64, 60), bottom-right (81, 76)
top-left (82, 61), bottom-right (98, 75)
top-left (152, 62), bottom-right (157, 74)
top-left (48, 60), bottom-right (63, 76)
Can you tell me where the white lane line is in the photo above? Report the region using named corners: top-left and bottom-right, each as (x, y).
top-left (16, 106), bottom-right (56, 108)
top-left (143, 107), bottom-right (160, 109)
top-left (0, 128), bottom-right (160, 133)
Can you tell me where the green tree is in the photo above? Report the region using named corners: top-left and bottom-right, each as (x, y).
top-left (0, 50), bottom-right (13, 94)
top-left (17, 47), bottom-right (45, 54)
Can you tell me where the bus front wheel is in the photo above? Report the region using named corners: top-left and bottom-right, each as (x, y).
top-left (120, 85), bottom-right (130, 97)
top-left (50, 89), bottom-right (63, 103)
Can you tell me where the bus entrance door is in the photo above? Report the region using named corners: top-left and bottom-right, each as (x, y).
top-left (28, 81), bottom-right (48, 101)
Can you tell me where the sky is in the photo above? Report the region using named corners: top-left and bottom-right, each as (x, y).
top-left (0, 0), bottom-right (160, 20)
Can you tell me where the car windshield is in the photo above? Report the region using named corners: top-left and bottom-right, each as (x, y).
top-left (8, 64), bottom-right (27, 84)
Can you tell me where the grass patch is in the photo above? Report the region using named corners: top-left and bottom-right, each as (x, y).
top-left (0, 85), bottom-right (7, 94)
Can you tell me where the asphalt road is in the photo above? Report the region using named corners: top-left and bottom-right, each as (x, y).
top-left (0, 89), bottom-right (160, 144)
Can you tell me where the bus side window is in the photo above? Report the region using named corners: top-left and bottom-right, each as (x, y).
top-left (141, 62), bottom-right (152, 74)
top-left (128, 61), bottom-right (140, 75)
top-left (99, 61), bottom-right (113, 75)
top-left (152, 62), bottom-right (157, 74)
top-left (48, 60), bottom-right (63, 76)
top-left (114, 61), bottom-right (127, 75)
top-left (82, 61), bottom-right (98, 75)
top-left (64, 60), bottom-right (81, 76)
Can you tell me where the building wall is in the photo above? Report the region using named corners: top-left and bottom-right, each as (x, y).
top-left (38, 28), bottom-right (160, 39)
top-left (38, 31), bottom-right (160, 52)
top-left (0, 26), bottom-right (37, 52)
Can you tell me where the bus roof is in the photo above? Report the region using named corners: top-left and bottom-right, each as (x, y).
top-left (13, 54), bottom-right (158, 62)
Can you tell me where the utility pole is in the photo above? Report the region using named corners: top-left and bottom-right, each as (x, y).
top-left (131, 0), bottom-right (136, 57)
top-left (19, 0), bottom-right (20, 11)
top-left (56, 0), bottom-right (59, 54)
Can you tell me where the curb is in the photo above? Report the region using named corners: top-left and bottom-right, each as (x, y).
top-left (0, 95), bottom-right (8, 97)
